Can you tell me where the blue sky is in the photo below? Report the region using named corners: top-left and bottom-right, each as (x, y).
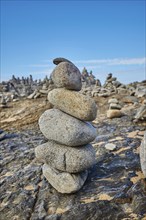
top-left (1, 0), bottom-right (146, 84)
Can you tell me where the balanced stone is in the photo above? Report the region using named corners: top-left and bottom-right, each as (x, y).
top-left (35, 141), bottom-right (96, 173)
top-left (53, 57), bottom-right (72, 65)
top-left (109, 103), bottom-right (122, 110)
top-left (48, 88), bottom-right (97, 121)
top-left (51, 62), bottom-right (82, 91)
top-left (140, 131), bottom-right (146, 177)
top-left (108, 98), bottom-right (119, 104)
top-left (39, 109), bottom-right (96, 146)
top-left (43, 164), bottom-right (88, 194)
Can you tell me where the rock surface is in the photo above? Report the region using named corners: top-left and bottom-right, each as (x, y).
top-left (35, 141), bottom-right (96, 173)
top-left (43, 164), bottom-right (88, 194)
top-left (48, 88), bottom-right (97, 121)
top-left (39, 109), bottom-right (97, 146)
top-left (140, 131), bottom-right (146, 177)
top-left (51, 62), bottom-right (82, 91)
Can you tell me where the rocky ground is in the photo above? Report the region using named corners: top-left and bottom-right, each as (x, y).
top-left (0, 95), bottom-right (146, 220)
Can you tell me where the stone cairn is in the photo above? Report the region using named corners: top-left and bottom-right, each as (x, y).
top-left (35, 58), bottom-right (97, 194)
top-left (107, 97), bottom-right (123, 119)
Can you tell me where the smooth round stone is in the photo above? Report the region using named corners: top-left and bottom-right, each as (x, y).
top-left (51, 62), bottom-right (82, 91)
top-left (48, 88), bottom-right (97, 121)
top-left (107, 110), bottom-right (123, 119)
top-left (105, 143), bottom-right (117, 151)
top-left (39, 109), bottom-right (97, 146)
top-left (35, 141), bottom-right (96, 173)
top-left (43, 164), bottom-right (88, 194)
top-left (140, 131), bottom-right (146, 177)
top-left (53, 57), bottom-right (72, 65)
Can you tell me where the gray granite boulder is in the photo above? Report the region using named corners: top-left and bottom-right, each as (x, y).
top-left (43, 164), bottom-right (88, 194)
top-left (35, 141), bottom-right (96, 173)
top-left (48, 88), bottom-right (97, 121)
top-left (140, 131), bottom-right (146, 177)
top-left (39, 109), bottom-right (97, 146)
top-left (50, 62), bottom-right (82, 91)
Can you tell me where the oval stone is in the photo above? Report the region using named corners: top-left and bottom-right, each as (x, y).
top-left (43, 164), bottom-right (88, 194)
top-left (53, 57), bottom-right (72, 65)
top-left (35, 141), bottom-right (96, 173)
top-left (39, 109), bottom-right (97, 146)
top-left (48, 88), bottom-right (97, 121)
top-left (50, 62), bottom-right (82, 91)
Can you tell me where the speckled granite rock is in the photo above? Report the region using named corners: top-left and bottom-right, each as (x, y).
top-left (51, 61), bottom-right (82, 91)
top-left (39, 109), bottom-right (97, 146)
top-left (42, 164), bottom-right (88, 194)
top-left (35, 141), bottom-right (96, 173)
top-left (48, 88), bottom-right (97, 121)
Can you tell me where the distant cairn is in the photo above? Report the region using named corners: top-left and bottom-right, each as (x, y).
top-left (35, 58), bottom-right (97, 193)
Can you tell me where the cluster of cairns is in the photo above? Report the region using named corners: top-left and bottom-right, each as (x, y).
top-left (35, 58), bottom-right (97, 193)
top-left (107, 98), bottom-right (123, 119)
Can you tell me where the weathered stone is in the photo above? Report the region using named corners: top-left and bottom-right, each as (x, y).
top-left (51, 62), bottom-right (82, 91)
top-left (39, 109), bottom-right (97, 146)
top-left (53, 57), bottom-right (72, 65)
top-left (107, 110), bottom-right (123, 119)
top-left (48, 88), bottom-right (97, 121)
top-left (43, 164), bottom-right (88, 194)
top-left (35, 141), bottom-right (96, 173)
top-left (140, 131), bottom-right (146, 177)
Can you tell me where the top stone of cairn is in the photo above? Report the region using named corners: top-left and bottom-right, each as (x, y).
top-left (51, 59), bottom-right (82, 91)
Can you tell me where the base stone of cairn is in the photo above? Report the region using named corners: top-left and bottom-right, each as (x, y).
top-left (35, 58), bottom-right (97, 194)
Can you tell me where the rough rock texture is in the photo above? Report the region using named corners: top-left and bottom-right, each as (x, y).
top-left (43, 164), bottom-right (88, 194)
top-left (39, 109), bottom-right (97, 146)
top-left (140, 131), bottom-right (146, 177)
top-left (107, 109), bottom-right (123, 119)
top-left (48, 88), bottom-right (97, 121)
top-left (35, 141), bottom-right (96, 173)
top-left (51, 62), bottom-right (82, 91)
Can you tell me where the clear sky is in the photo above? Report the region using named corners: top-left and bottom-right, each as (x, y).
top-left (1, 0), bottom-right (146, 84)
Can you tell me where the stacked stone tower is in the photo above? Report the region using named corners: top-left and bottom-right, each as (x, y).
top-left (35, 58), bottom-right (97, 193)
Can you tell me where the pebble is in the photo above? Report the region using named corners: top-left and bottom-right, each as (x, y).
top-left (105, 143), bottom-right (117, 151)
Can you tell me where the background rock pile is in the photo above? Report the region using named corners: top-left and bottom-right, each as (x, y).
top-left (35, 58), bottom-right (97, 193)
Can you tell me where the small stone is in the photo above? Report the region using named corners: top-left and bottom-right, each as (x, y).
top-left (109, 103), bottom-right (122, 110)
top-left (35, 141), bottom-right (96, 173)
top-left (140, 131), bottom-right (146, 177)
top-left (51, 62), bottom-right (82, 91)
top-left (53, 57), bottom-right (72, 65)
top-left (48, 88), bottom-right (97, 121)
top-left (43, 164), bottom-right (88, 194)
top-left (108, 98), bottom-right (118, 104)
top-left (39, 109), bottom-right (97, 146)
top-left (105, 143), bottom-right (117, 151)
top-left (107, 110), bottom-right (123, 119)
